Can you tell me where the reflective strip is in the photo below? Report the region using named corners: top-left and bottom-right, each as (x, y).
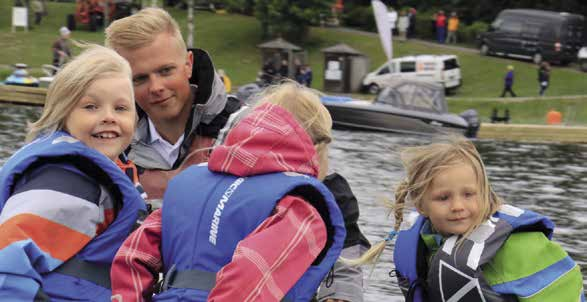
top-left (446, 278), bottom-right (484, 302)
top-left (467, 242), bottom-right (484, 270)
top-left (500, 204), bottom-right (524, 217)
top-left (491, 256), bottom-right (577, 297)
top-left (0, 189), bottom-right (99, 237)
top-left (442, 236), bottom-right (457, 255)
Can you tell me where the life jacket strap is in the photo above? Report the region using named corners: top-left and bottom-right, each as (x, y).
top-left (52, 257), bottom-right (111, 289)
top-left (161, 264), bottom-right (292, 302)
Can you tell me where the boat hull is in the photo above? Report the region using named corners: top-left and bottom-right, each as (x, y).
top-left (323, 102), bottom-right (469, 136)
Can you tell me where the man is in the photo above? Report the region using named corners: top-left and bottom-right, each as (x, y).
top-left (52, 26), bottom-right (71, 69)
top-left (105, 8), bottom-right (245, 201)
top-left (446, 11), bottom-right (459, 44)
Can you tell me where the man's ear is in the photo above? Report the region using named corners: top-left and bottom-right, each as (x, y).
top-left (185, 50), bottom-right (194, 79)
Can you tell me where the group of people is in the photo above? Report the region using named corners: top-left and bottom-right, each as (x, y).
top-left (260, 59), bottom-right (313, 88)
top-left (0, 6), bottom-right (584, 302)
top-left (501, 62), bottom-right (552, 98)
top-left (388, 7), bottom-right (417, 41)
top-left (431, 10), bottom-right (460, 44)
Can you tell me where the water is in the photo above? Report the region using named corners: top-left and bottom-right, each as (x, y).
top-left (1, 103), bottom-right (586, 299)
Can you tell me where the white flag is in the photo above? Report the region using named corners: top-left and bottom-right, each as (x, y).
top-left (372, 0), bottom-right (392, 61)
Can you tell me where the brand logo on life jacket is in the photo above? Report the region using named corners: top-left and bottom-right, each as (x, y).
top-left (439, 260), bottom-right (486, 302)
top-left (209, 177), bottom-right (245, 245)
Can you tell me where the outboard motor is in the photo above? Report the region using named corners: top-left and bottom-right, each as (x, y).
top-left (459, 109), bottom-right (480, 138)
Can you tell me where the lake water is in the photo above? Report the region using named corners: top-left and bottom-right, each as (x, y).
top-left (1, 103), bottom-right (585, 300)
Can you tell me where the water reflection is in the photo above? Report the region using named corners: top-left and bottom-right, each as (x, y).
top-left (1, 103), bottom-right (586, 299)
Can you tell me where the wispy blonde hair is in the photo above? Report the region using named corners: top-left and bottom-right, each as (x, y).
top-left (253, 81), bottom-right (333, 179)
top-left (345, 135), bottom-right (503, 266)
top-left (105, 7), bottom-right (186, 55)
top-left (27, 45), bottom-right (133, 141)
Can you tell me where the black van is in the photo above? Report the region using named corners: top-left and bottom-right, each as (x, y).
top-left (478, 9), bottom-right (584, 64)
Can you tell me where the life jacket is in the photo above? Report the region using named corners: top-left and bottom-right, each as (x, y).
top-left (393, 204), bottom-right (556, 302)
top-left (116, 154), bottom-right (148, 201)
top-left (157, 165), bottom-right (346, 302)
top-left (0, 131), bottom-right (147, 300)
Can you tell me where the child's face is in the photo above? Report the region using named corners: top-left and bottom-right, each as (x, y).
top-left (419, 163), bottom-right (480, 236)
top-left (64, 75), bottom-right (135, 161)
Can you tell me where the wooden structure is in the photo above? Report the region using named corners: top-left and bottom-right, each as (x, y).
top-left (257, 38), bottom-right (305, 79)
top-left (0, 85), bottom-right (46, 106)
top-left (478, 123), bottom-right (587, 143)
top-left (321, 43), bottom-right (369, 93)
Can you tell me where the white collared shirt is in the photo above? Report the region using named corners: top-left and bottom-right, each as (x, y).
top-left (148, 118), bottom-right (185, 167)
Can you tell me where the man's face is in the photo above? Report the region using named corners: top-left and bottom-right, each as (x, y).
top-left (117, 33), bottom-right (193, 125)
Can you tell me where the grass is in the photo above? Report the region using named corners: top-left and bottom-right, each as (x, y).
top-left (1, 2), bottom-right (586, 124)
top-left (448, 97), bottom-right (587, 125)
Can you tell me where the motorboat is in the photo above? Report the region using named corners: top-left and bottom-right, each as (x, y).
top-left (320, 79), bottom-right (479, 138)
top-left (3, 63), bottom-right (40, 87)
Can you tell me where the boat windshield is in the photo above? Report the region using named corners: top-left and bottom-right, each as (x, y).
top-left (374, 82), bottom-right (447, 114)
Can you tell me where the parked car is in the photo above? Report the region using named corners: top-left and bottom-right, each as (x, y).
top-left (579, 47), bottom-right (587, 72)
top-left (478, 9), bottom-right (584, 65)
top-left (361, 55), bottom-right (462, 94)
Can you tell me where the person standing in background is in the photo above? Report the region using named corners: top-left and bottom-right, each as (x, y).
top-left (538, 62), bottom-right (551, 96)
top-left (446, 11), bottom-right (459, 44)
top-left (388, 7), bottom-right (398, 39)
top-left (407, 7), bottom-right (417, 38)
top-left (397, 11), bottom-right (410, 42)
top-left (500, 65), bottom-right (517, 97)
top-left (435, 11), bottom-right (446, 43)
top-left (32, 0), bottom-right (43, 25)
top-left (52, 27), bottom-right (72, 70)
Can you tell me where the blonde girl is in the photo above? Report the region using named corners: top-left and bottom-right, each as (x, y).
top-left (351, 136), bottom-right (584, 301)
top-left (0, 45), bottom-right (146, 300)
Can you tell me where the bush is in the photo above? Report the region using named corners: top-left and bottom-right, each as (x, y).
top-left (224, 0), bottom-right (255, 15)
top-left (341, 5), bottom-right (376, 32)
top-left (461, 21), bottom-right (489, 45)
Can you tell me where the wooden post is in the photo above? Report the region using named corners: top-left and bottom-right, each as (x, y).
top-left (186, 0), bottom-right (194, 48)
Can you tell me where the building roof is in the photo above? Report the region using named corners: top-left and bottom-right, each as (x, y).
top-left (321, 43), bottom-right (364, 55)
top-left (257, 38), bottom-right (302, 51)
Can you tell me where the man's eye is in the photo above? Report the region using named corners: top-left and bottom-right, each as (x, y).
top-left (160, 67), bottom-right (174, 75)
top-left (133, 76), bottom-right (148, 85)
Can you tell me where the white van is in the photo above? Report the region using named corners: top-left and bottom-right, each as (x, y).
top-left (362, 55), bottom-right (462, 94)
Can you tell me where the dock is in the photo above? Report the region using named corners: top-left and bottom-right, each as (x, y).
top-left (0, 85), bottom-right (46, 106)
top-left (477, 123), bottom-right (587, 144)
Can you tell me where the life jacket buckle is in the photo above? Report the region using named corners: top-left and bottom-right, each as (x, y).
top-left (161, 264), bottom-right (177, 291)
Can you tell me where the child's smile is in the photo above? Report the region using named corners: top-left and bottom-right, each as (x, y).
top-left (64, 74), bottom-right (135, 161)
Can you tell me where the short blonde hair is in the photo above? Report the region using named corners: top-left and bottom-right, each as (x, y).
top-left (27, 45), bottom-right (133, 141)
top-left (105, 7), bottom-right (186, 55)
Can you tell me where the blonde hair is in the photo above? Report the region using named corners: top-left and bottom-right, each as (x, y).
top-left (27, 45), bottom-right (133, 141)
top-left (253, 81), bottom-right (333, 178)
top-left (346, 135), bottom-right (503, 266)
top-left (105, 7), bottom-right (186, 55)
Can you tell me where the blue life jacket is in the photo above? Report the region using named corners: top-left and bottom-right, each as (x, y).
top-left (393, 205), bottom-right (559, 302)
top-left (0, 131), bottom-right (147, 300)
top-left (157, 165), bottom-right (346, 302)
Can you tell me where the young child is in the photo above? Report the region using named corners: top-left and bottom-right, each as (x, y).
top-left (0, 45), bottom-right (147, 300)
top-left (110, 82), bottom-right (346, 301)
top-left (350, 136), bottom-right (584, 301)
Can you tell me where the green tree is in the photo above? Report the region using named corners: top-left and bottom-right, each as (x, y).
top-left (254, 0), bottom-right (332, 42)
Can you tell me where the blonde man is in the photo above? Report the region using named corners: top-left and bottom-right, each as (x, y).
top-left (105, 8), bottom-right (244, 201)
